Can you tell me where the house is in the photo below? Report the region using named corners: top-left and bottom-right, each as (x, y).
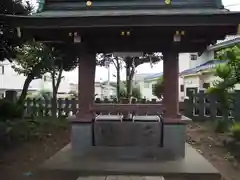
top-left (0, 60), bottom-right (70, 98)
top-left (69, 82), bottom-right (116, 100)
top-left (138, 53), bottom-right (192, 101)
top-left (180, 35), bottom-right (240, 96)
top-left (138, 36), bottom-right (240, 100)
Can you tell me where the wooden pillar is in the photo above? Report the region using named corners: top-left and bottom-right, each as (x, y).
top-left (163, 51), bottom-right (179, 120)
top-left (77, 51), bottom-right (96, 122)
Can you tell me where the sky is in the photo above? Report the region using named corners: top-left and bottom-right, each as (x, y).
top-left (28, 0), bottom-right (240, 83)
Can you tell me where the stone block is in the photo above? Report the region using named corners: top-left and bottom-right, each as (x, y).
top-left (71, 123), bottom-right (93, 155)
top-left (163, 124), bottom-right (186, 158)
top-left (94, 122), bottom-right (162, 147)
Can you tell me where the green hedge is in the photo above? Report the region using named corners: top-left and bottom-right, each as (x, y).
top-left (0, 99), bottom-right (69, 149)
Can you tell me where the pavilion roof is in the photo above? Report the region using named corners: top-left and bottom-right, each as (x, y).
top-left (31, 8), bottom-right (230, 18)
top-left (32, 0), bottom-right (226, 18)
top-left (4, 0), bottom-right (240, 29)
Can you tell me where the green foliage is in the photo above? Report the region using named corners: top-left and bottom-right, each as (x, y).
top-left (0, 100), bottom-right (24, 120)
top-left (230, 123), bottom-right (240, 141)
top-left (0, 117), bottom-right (69, 148)
top-left (132, 86), bottom-right (142, 99)
top-left (13, 41), bottom-right (49, 76)
top-left (1, 0), bottom-right (33, 61)
top-left (217, 45), bottom-right (240, 81)
top-left (30, 90), bottom-right (53, 100)
top-left (214, 119), bottom-right (229, 133)
top-left (119, 84), bottom-right (142, 99)
top-left (68, 90), bottom-right (78, 99)
top-left (207, 45), bottom-right (240, 132)
top-left (152, 76), bottom-right (164, 99)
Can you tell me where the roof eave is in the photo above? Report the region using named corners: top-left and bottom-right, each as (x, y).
top-left (5, 11), bottom-right (240, 29)
top-left (207, 37), bottom-right (240, 51)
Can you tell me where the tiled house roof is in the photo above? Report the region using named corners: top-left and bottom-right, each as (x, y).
top-left (144, 73), bottom-right (163, 81)
top-left (179, 60), bottom-right (227, 76)
top-left (207, 35), bottom-right (240, 51)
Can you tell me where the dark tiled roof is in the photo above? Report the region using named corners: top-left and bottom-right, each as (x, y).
top-left (207, 36), bottom-right (240, 51)
top-left (32, 9), bottom-right (229, 18)
top-left (35, 0), bottom-right (225, 17)
top-left (180, 60), bottom-right (227, 76)
top-left (144, 73), bottom-right (163, 81)
top-left (42, 0), bottom-right (223, 12)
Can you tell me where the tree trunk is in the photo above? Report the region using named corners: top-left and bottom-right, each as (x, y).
top-left (51, 66), bottom-right (63, 118)
top-left (116, 60), bottom-right (121, 103)
top-left (126, 61), bottom-right (135, 102)
top-left (128, 68), bottom-right (135, 100)
top-left (17, 74), bottom-right (34, 106)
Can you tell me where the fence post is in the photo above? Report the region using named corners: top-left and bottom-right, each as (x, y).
top-left (209, 93), bottom-right (217, 121)
top-left (64, 98), bottom-right (70, 117)
top-left (5, 90), bottom-right (17, 103)
top-left (233, 90), bottom-right (240, 122)
top-left (58, 98), bottom-right (63, 117)
top-left (44, 98), bottom-right (50, 116)
top-left (197, 90), bottom-right (205, 121)
top-left (71, 98), bottom-right (77, 115)
top-left (183, 91), bottom-right (193, 119)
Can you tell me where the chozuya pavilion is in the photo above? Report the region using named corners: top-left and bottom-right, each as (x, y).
top-left (5, 0), bottom-right (240, 179)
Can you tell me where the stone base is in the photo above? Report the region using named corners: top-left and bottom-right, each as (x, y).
top-left (70, 115), bottom-right (190, 158)
top-left (41, 143), bottom-right (221, 179)
top-left (71, 122), bottom-right (93, 155)
top-left (94, 121), bottom-right (162, 147)
top-left (163, 124), bottom-right (186, 157)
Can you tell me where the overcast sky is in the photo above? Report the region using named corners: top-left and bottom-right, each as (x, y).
top-left (29, 0), bottom-right (240, 83)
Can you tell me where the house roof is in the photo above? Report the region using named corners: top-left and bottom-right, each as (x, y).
top-left (134, 73), bottom-right (155, 81)
top-left (144, 73), bottom-right (163, 81)
top-left (179, 60), bottom-right (227, 76)
top-left (207, 35), bottom-right (240, 51)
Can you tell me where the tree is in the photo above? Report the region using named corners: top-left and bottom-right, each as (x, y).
top-left (152, 76), bottom-right (164, 100)
top-left (132, 86), bottom-right (142, 99)
top-left (13, 41), bottom-right (49, 105)
top-left (97, 53), bottom-right (123, 102)
top-left (207, 45), bottom-right (240, 131)
top-left (14, 42), bottom-right (79, 109)
top-left (124, 53), bottom-right (162, 100)
top-left (45, 44), bottom-right (78, 118)
top-left (1, 0), bottom-right (33, 61)
top-left (119, 82), bottom-right (141, 100)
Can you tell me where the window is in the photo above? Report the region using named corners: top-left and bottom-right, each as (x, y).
top-left (190, 54), bottom-right (198, 61)
top-left (203, 83), bottom-right (210, 89)
top-left (180, 84), bottom-right (184, 92)
top-left (0, 65), bottom-right (4, 75)
top-left (152, 84), bottom-right (156, 90)
top-left (144, 82), bottom-right (149, 88)
top-left (43, 75), bottom-right (51, 82)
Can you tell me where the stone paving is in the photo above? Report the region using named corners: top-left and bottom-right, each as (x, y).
top-left (77, 176), bottom-right (165, 180)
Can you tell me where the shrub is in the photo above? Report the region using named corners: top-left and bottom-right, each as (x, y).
top-left (0, 100), bottom-right (24, 120)
top-left (230, 123), bottom-right (240, 141)
top-left (214, 119), bottom-right (229, 133)
top-left (0, 117), bottom-right (69, 149)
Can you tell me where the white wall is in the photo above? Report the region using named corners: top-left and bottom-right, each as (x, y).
top-left (183, 75), bottom-right (200, 96)
top-left (139, 81), bottom-right (157, 100)
top-left (189, 50), bottom-right (215, 68)
top-left (69, 82), bottom-right (116, 99)
top-left (179, 53), bottom-right (191, 72)
top-left (138, 53), bottom-right (191, 101)
top-left (183, 71), bottom-right (240, 97)
top-left (0, 60), bottom-right (70, 94)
